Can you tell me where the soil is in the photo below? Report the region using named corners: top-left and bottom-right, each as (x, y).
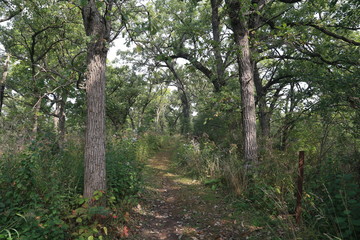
top-left (127, 149), bottom-right (265, 240)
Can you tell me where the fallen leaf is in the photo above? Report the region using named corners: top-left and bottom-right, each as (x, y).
top-left (121, 226), bottom-right (130, 237)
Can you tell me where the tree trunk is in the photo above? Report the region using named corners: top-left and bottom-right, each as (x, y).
top-left (253, 64), bottom-right (271, 150)
top-left (54, 96), bottom-right (66, 146)
top-left (155, 104), bottom-right (163, 133)
top-left (58, 99), bottom-right (66, 144)
top-left (226, 0), bottom-right (258, 167)
top-left (211, 0), bottom-right (226, 92)
top-left (83, 50), bottom-right (107, 199)
top-left (238, 33), bottom-right (258, 166)
top-left (280, 83), bottom-right (295, 151)
top-left (82, 0), bottom-right (111, 201)
top-left (0, 54), bottom-right (10, 116)
top-left (180, 91), bottom-right (190, 134)
top-left (164, 60), bottom-right (191, 134)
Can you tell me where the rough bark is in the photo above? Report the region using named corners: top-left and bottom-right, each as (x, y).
top-left (226, 0), bottom-right (258, 166)
top-left (82, 0), bottom-right (111, 200)
top-left (0, 54), bottom-right (10, 116)
top-left (238, 33), bottom-right (258, 166)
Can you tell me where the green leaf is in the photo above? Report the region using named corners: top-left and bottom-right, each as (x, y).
top-left (79, 0), bottom-right (88, 7)
top-left (4, 229), bottom-right (12, 240)
top-left (135, 45), bottom-right (142, 53)
top-left (78, 198), bottom-right (86, 205)
top-left (76, 217), bottom-right (83, 223)
top-left (9, 228), bottom-right (19, 238)
top-left (96, 1), bottom-right (104, 9)
top-left (335, 217), bottom-right (346, 224)
top-left (343, 210), bottom-right (351, 215)
top-left (16, 213), bottom-right (27, 221)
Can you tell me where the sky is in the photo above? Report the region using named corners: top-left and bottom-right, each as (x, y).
top-left (108, 37), bottom-right (128, 63)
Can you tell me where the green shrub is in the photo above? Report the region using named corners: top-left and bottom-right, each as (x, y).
top-left (66, 193), bottom-right (120, 240)
top-left (107, 139), bottom-right (143, 201)
top-left (304, 173), bottom-right (360, 239)
top-left (0, 135), bottom-right (83, 239)
top-left (0, 131), bottom-right (167, 239)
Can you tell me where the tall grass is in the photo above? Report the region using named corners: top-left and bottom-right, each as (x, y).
top-left (171, 135), bottom-right (360, 239)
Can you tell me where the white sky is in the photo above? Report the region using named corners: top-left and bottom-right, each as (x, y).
top-left (108, 37), bottom-right (128, 62)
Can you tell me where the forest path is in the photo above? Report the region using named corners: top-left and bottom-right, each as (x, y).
top-left (128, 148), bottom-right (262, 240)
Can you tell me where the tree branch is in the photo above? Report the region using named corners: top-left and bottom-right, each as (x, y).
top-left (0, 8), bottom-right (22, 23)
top-left (306, 23), bottom-right (360, 46)
top-left (169, 52), bottom-right (214, 80)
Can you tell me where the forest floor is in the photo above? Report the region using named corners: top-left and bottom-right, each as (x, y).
top-left (126, 148), bottom-right (273, 240)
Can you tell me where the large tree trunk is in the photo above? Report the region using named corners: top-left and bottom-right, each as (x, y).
top-left (238, 32), bottom-right (258, 166)
top-left (226, 0), bottom-right (258, 167)
top-left (83, 49), bottom-right (107, 199)
top-left (82, 0), bottom-right (111, 200)
top-left (0, 54), bottom-right (10, 116)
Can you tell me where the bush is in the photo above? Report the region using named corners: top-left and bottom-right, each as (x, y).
top-left (107, 139), bottom-right (143, 201)
top-left (0, 131), bottom-right (166, 239)
top-left (303, 172), bottom-right (360, 239)
top-left (0, 135), bottom-right (83, 239)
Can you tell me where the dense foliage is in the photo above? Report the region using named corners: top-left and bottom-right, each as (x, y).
top-left (0, 133), bottom-right (162, 239)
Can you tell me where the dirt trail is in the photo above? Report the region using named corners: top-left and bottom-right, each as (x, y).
top-left (128, 149), bottom-right (260, 240)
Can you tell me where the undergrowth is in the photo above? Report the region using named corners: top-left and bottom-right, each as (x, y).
top-left (171, 135), bottom-right (360, 240)
top-left (0, 131), bottom-right (164, 239)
